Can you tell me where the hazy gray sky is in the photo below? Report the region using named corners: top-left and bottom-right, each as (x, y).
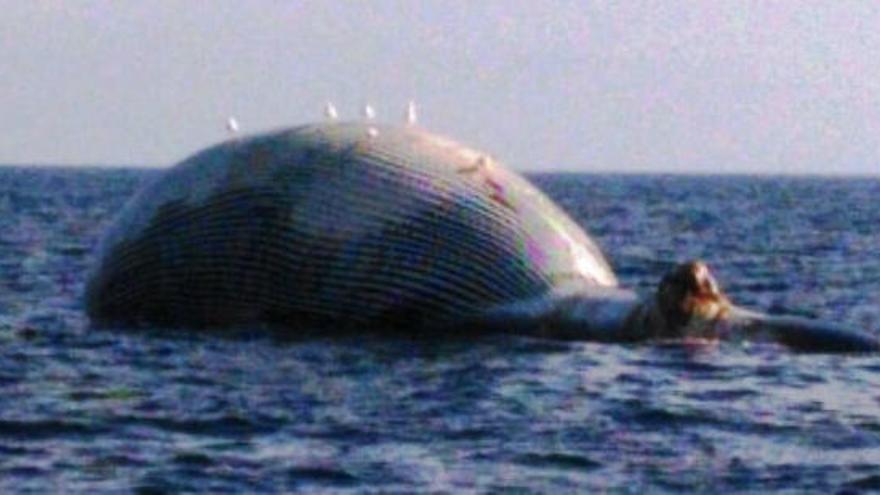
top-left (1, 1), bottom-right (878, 173)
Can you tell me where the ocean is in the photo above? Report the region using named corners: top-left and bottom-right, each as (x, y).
top-left (1, 167), bottom-right (879, 493)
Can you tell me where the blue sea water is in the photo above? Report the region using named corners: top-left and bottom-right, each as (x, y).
top-left (1, 167), bottom-right (879, 493)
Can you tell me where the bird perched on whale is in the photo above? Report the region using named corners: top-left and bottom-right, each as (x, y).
top-left (85, 122), bottom-right (880, 353)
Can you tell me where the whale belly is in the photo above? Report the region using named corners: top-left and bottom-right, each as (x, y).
top-left (86, 123), bottom-right (617, 331)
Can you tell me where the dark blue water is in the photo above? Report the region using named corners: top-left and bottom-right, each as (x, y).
top-left (2, 167), bottom-right (879, 493)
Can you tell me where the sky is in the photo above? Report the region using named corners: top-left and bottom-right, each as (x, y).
top-left (1, 1), bottom-right (878, 174)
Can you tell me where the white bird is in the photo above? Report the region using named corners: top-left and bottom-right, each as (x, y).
top-left (324, 102), bottom-right (338, 120)
top-left (226, 116), bottom-right (240, 135)
top-left (405, 100), bottom-right (417, 126)
top-left (363, 103), bottom-right (376, 120)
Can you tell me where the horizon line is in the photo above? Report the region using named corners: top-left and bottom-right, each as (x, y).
top-left (0, 162), bottom-right (877, 179)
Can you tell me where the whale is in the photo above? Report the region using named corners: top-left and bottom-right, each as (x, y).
top-left (85, 122), bottom-right (880, 353)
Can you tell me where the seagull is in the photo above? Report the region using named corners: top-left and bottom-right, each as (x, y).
top-left (405, 100), bottom-right (417, 126)
top-left (226, 116), bottom-right (240, 135)
top-left (324, 102), bottom-right (338, 120)
top-left (363, 104), bottom-right (376, 120)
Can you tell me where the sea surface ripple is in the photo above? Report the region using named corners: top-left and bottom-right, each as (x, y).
top-left (1, 168), bottom-right (879, 493)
